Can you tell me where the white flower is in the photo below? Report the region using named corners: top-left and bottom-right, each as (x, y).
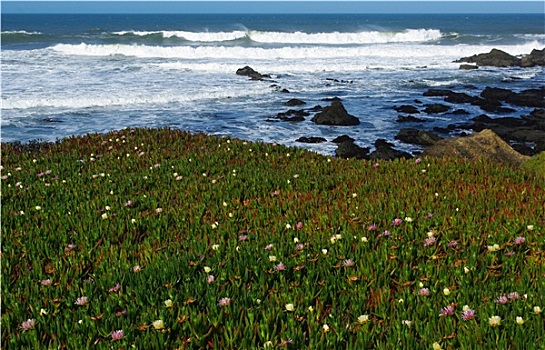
top-left (204, 266), bottom-right (212, 273)
top-left (516, 316), bottom-right (524, 325)
top-left (527, 225), bottom-right (535, 231)
top-left (534, 306), bottom-right (542, 314)
top-left (321, 249), bottom-right (328, 255)
top-left (487, 244), bottom-right (501, 252)
top-left (211, 222), bottom-right (218, 229)
top-left (268, 255), bottom-right (277, 262)
top-left (101, 213), bottom-right (108, 220)
top-left (357, 315), bottom-right (369, 324)
top-left (464, 266), bottom-right (471, 274)
top-left (488, 315), bottom-right (501, 327)
top-left (164, 299), bottom-right (173, 308)
top-left (427, 231), bottom-right (435, 237)
top-left (462, 305), bottom-right (471, 312)
top-left (322, 324), bottom-right (330, 332)
top-left (152, 320), bottom-right (165, 329)
top-left (286, 223), bottom-right (292, 229)
top-left (212, 244), bottom-right (219, 250)
top-left (285, 303), bottom-right (294, 311)
top-left (404, 217), bottom-right (413, 222)
top-left (35, 206), bottom-right (42, 211)
top-left (402, 320), bottom-right (412, 327)
top-left (432, 342), bottom-right (442, 350)
top-left (293, 237), bottom-right (299, 243)
top-left (361, 237), bottom-right (368, 242)
top-left (40, 308), bottom-right (48, 315)
top-left (105, 206), bottom-right (111, 211)
top-left (443, 288), bottom-right (451, 296)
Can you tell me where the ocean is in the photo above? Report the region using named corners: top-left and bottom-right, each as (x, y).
top-left (2, 13), bottom-right (544, 155)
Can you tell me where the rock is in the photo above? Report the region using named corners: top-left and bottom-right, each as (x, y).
top-left (521, 48), bottom-right (545, 67)
top-left (444, 92), bottom-right (475, 104)
top-left (505, 88), bottom-right (545, 108)
top-left (335, 140), bottom-right (369, 159)
top-left (423, 103), bottom-right (450, 114)
top-left (322, 97), bottom-right (342, 102)
top-left (397, 115), bottom-right (426, 123)
top-left (369, 139), bottom-right (412, 160)
top-left (423, 89), bottom-right (454, 97)
top-left (295, 136), bottom-right (327, 143)
top-left (393, 105), bottom-right (420, 114)
top-left (455, 49), bottom-right (521, 67)
top-left (284, 99), bottom-right (306, 106)
top-left (311, 101), bottom-right (360, 126)
top-left (422, 129), bottom-right (530, 166)
top-left (395, 128), bottom-right (442, 146)
top-left (480, 87), bottom-right (514, 101)
top-left (331, 135), bottom-right (354, 143)
top-left (236, 66), bottom-right (271, 80)
top-left (451, 109), bottom-right (470, 115)
top-left (459, 64), bottom-right (478, 70)
top-left (277, 109), bottom-right (309, 122)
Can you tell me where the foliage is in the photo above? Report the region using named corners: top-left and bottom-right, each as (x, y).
top-left (2, 128), bottom-right (544, 349)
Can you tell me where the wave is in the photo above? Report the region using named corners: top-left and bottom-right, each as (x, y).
top-left (50, 41), bottom-right (544, 61)
top-left (1, 30), bottom-right (42, 35)
top-left (111, 28), bottom-right (443, 44)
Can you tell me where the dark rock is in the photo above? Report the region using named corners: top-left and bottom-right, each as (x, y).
top-left (280, 88), bottom-right (290, 93)
top-left (512, 143), bottom-right (537, 156)
top-left (394, 105), bottom-right (420, 114)
top-left (433, 126), bottom-right (454, 134)
top-left (322, 97), bottom-right (342, 102)
top-left (505, 88), bottom-right (545, 108)
top-left (471, 97), bottom-right (514, 113)
top-left (284, 99), bottom-right (306, 106)
top-left (455, 49), bottom-right (521, 67)
top-left (236, 66), bottom-right (271, 80)
top-left (480, 87), bottom-right (514, 101)
top-left (444, 92), bottom-right (475, 104)
top-left (422, 129), bottom-right (530, 166)
top-left (521, 48), bottom-right (545, 67)
top-left (369, 139), bottom-right (412, 160)
top-left (309, 105), bottom-right (323, 112)
top-left (296, 136), bottom-right (327, 143)
top-left (451, 109), bottom-right (470, 115)
top-left (459, 64), bottom-right (478, 70)
top-left (331, 135), bottom-right (354, 144)
top-left (277, 109), bottom-right (309, 122)
top-left (397, 115), bottom-right (426, 123)
top-left (423, 89), bottom-right (454, 97)
top-left (311, 101), bottom-right (360, 126)
top-left (335, 141), bottom-right (369, 159)
top-left (395, 128), bottom-right (442, 146)
top-left (423, 103), bottom-right (450, 114)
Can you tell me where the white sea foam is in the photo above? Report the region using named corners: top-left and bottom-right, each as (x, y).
top-left (111, 28), bottom-right (443, 44)
top-left (1, 30), bottom-right (42, 35)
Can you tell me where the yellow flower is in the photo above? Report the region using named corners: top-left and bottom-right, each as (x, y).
top-left (443, 288), bottom-right (450, 296)
top-left (204, 266), bottom-right (212, 273)
top-left (488, 315), bottom-right (501, 327)
top-left (432, 342), bottom-right (442, 350)
top-left (358, 315), bottom-right (369, 324)
top-left (152, 320), bottom-right (165, 330)
top-left (285, 303), bottom-right (294, 311)
top-left (164, 299), bottom-right (173, 308)
top-left (516, 316), bottom-right (524, 325)
top-left (534, 306), bottom-right (542, 314)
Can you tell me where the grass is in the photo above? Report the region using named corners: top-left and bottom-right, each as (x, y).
top-left (1, 128), bottom-right (544, 349)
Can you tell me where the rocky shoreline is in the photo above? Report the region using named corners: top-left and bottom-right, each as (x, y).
top-left (237, 48), bottom-right (545, 165)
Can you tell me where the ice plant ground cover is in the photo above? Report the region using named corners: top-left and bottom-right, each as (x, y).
top-left (1, 128), bottom-right (544, 349)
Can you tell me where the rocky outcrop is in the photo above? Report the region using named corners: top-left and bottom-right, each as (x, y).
top-left (335, 140), bottom-right (369, 159)
top-left (295, 136), bottom-right (327, 143)
top-left (369, 139), bottom-right (412, 160)
top-left (311, 101), bottom-right (360, 126)
top-left (456, 49), bottom-right (522, 67)
top-left (456, 48), bottom-right (545, 68)
top-left (236, 66), bottom-right (271, 80)
top-left (284, 99), bottom-right (306, 106)
top-left (395, 128), bottom-right (442, 147)
top-left (422, 129), bottom-right (530, 166)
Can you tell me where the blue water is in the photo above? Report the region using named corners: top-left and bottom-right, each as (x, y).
top-left (2, 13), bottom-right (544, 154)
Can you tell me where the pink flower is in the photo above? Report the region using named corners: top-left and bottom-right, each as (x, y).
top-left (133, 265), bottom-right (141, 273)
top-left (447, 241), bottom-right (458, 248)
top-left (111, 329), bottom-right (124, 341)
top-left (155, 208), bottom-right (163, 213)
top-left (440, 305), bottom-right (455, 317)
top-left (514, 236), bottom-right (525, 245)
top-left (343, 259), bottom-right (355, 267)
top-left (415, 158), bottom-right (422, 164)
top-left (218, 297), bottom-right (231, 307)
top-left (296, 222), bottom-right (303, 230)
top-left (462, 309), bottom-right (476, 321)
top-left (21, 319), bottom-right (35, 331)
top-left (41, 279), bottom-right (52, 286)
top-left (275, 263), bottom-right (286, 272)
top-left (424, 236), bottom-right (436, 247)
top-left (279, 338), bottom-right (293, 347)
top-left (265, 244), bottom-right (274, 251)
top-left (419, 288), bottom-right (430, 296)
top-left (207, 275), bottom-right (215, 284)
top-left (504, 250), bottom-right (515, 257)
top-left (508, 292), bottom-right (519, 300)
top-left (495, 296), bottom-right (508, 305)
top-left (392, 218), bottom-right (403, 226)
top-left (75, 296), bottom-right (89, 306)
top-left (295, 244), bottom-right (304, 251)
top-left (124, 200), bottom-right (133, 207)
top-left (238, 235), bottom-right (248, 241)
top-left (367, 224), bottom-right (378, 231)
top-left (372, 163), bottom-right (379, 169)
top-left (108, 283), bottom-right (121, 293)
top-left (380, 230), bottom-right (391, 237)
